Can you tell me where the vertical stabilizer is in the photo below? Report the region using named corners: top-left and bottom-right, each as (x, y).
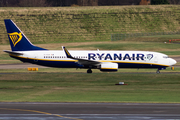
top-left (4, 19), bottom-right (47, 51)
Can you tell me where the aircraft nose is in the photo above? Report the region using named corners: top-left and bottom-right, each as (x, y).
top-left (170, 58), bottom-right (177, 65)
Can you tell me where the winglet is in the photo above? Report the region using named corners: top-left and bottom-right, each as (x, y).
top-left (62, 46), bottom-right (73, 58)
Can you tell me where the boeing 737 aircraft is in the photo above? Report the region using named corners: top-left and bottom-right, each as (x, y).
top-left (3, 19), bottom-right (177, 73)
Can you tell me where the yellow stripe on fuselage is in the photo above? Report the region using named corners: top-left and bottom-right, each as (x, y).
top-left (99, 60), bottom-right (170, 67)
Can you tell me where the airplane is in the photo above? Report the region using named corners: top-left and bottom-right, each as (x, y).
top-left (3, 19), bottom-right (177, 73)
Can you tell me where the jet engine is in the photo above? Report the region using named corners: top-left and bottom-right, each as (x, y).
top-left (100, 63), bottom-right (118, 72)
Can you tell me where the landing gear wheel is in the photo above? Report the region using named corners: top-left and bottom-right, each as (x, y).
top-left (156, 70), bottom-right (160, 74)
top-left (87, 69), bottom-right (92, 73)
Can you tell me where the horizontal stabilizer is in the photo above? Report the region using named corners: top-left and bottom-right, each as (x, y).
top-left (3, 50), bottom-right (23, 55)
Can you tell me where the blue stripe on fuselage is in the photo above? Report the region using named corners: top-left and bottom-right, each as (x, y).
top-left (10, 55), bottom-right (168, 69)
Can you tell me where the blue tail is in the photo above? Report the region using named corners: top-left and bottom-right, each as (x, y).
top-left (4, 19), bottom-right (47, 51)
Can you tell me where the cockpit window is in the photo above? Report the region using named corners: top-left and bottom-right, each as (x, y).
top-left (163, 56), bottom-right (169, 58)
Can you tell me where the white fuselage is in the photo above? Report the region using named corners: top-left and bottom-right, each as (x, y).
top-left (10, 50), bottom-right (177, 69)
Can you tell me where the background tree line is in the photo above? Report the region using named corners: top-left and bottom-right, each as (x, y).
top-left (0, 0), bottom-right (179, 7)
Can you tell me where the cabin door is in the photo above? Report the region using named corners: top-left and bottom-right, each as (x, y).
top-left (34, 53), bottom-right (38, 62)
top-left (154, 56), bottom-right (158, 63)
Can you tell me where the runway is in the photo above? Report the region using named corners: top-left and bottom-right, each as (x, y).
top-left (0, 63), bottom-right (49, 69)
top-left (0, 102), bottom-right (180, 120)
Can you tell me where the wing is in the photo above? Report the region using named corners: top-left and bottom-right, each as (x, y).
top-left (62, 46), bottom-right (101, 66)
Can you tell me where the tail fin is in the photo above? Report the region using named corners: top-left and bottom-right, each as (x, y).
top-left (4, 19), bottom-right (47, 51)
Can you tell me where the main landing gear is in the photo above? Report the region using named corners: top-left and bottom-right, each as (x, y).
top-left (156, 68), bottom-right (162, 74)
top-left (87, 68), bottom-right (92, 73)
top-left (156, 70), bottom-right (160, 74)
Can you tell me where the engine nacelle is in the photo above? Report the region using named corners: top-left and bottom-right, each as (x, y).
top-left (100, 63), bottom-right (118, 72)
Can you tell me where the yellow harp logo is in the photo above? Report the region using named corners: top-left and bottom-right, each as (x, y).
top-left (8, 32), bottom-right (23, 47)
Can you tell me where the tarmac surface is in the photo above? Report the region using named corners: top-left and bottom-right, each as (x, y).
top-left (0, 63), bottom-right (49, 69)
top-left (0, 103), bottom-right (180, 120)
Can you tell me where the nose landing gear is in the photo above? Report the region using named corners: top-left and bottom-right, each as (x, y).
top-left (156, 67), bottom-right (167, 74)
top-left (156, 70), bottom-right (160, 74)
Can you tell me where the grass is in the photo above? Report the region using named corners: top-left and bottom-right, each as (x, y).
top-left (119, 34), bottom-right (180, 42)
top-left (0, 6), bottom-right (180, 103)
top-left (0, 68), bottom-right (180, 103)
top-left (0, 5), bottom-right (180, 44)
top-left (68, 41), bottom-right (180, 51)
